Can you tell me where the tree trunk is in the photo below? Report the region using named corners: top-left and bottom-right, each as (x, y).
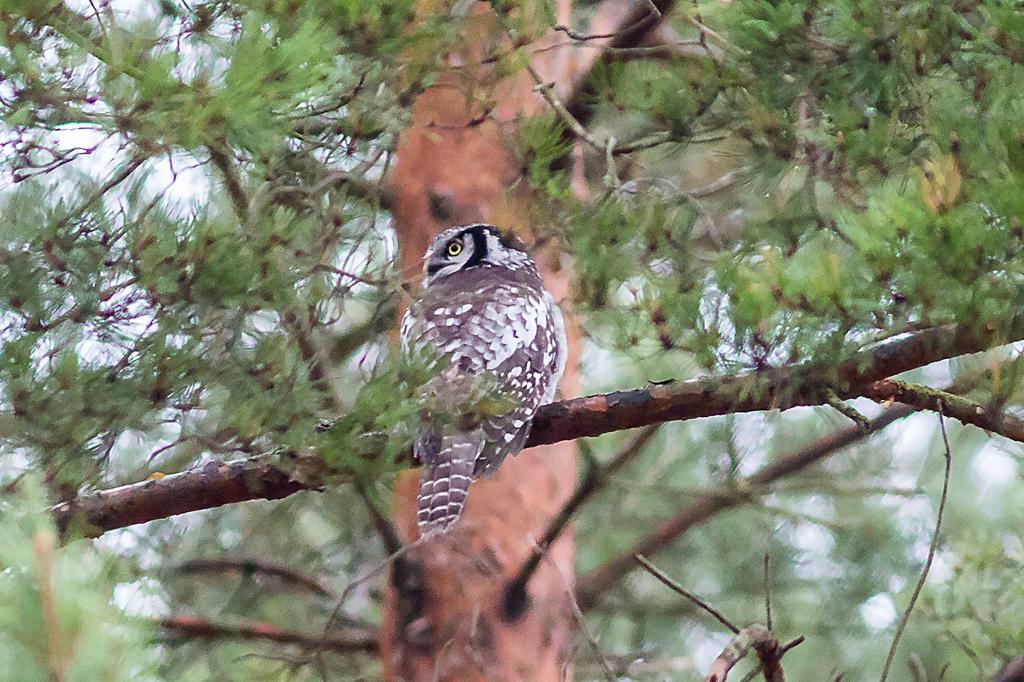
top-left (379, 6), bottom-right (582, 681)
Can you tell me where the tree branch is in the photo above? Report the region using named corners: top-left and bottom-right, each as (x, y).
top-left (575, 402), bottom-right (916, 609)
top-left (174, 557), bottom-right (336, 600)
top-left (635, 554), bottom-right (740, 633)
top-left (56, 457), bottom-right (315, 537)
top-left (863, 379), bottom-right (1024, 442)
top-left (704, 628), bottom-right (803, 682)
top-left (635, 555), bottom-right (802, 682)
top-left (561, 1), bottom-right (679, 122)
top-left (158, 614), bottom-right (376, 654)
top-left (54, 322), bottom-right (1024, 540)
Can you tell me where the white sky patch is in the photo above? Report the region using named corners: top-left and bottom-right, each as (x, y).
top-left (217, 526), bottom-right (243, 549)
top-left (890, 412), bottom-right (935, 461)
top-left (691, 630), bottom-right (735, 673)
top-left (971, 441), bottom-right (1019, 500)
top-left (926, 549), bottom-right (954, 584)
top-left (732, 412), bottom-right (774, 475)
top-left (1003, 533), bottom-right (1024, 562)
top-left (96, 526), bottom-right (143, 557)
top-left (887, 574), bottom-right (907, 594)
top-left (860, 592), bottom-right (897, 631)
top-left (112, 576), bottom-right (169, 618)
top-left (894, 497), bottom-right (933, 537)
top-left (790, 522), bottom-right (843, 580)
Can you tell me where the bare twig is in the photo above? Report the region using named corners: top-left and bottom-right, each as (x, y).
top-left (634, 554), bottom-right (739, 633)
top-left (824, 388), bottom-right (871, 430)
top-left (637, 552), bottom-right (802, 682)
top-left (322, 538), bottom-right (421, 637)
top-left (763, 554), bottom-right (773, 632)
top-left (553, 0), bottom-right (661, 42)
top-left (879, 404), bottom-right (953, 681)
top-left (546, 551), bottom-right (617, 682)
top-left (682, 14), bottom-right (745, 54)
top-left (527, 64), bottom-right (603, 152)
top-left (51, 155), bottom-right (144, 233)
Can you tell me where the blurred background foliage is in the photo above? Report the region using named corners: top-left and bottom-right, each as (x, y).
top-left (0, 0), bottom-right (1022, 680)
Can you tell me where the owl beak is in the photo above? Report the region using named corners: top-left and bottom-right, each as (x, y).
top-left (426, 259), bottom-right (445, 278)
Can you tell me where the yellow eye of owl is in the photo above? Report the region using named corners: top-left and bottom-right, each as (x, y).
top-left (447, 240), bottom-right (463, 257)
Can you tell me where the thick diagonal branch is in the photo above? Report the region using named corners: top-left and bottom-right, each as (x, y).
top-left (54, 322), bottom-right (1024, 539)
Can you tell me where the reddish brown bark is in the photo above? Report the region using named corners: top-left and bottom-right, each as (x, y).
top-left (378, 7), bottom-right (581, 680)
top-left (53, 323), bottom-right (1024, 540)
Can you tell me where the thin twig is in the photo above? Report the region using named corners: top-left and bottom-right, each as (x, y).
top-left (683, 14), bottom-right (746, 54)
top-left (553, 0), bottom-right (660, 42)
top-left (824, 388), bottom-right (870, 429)
top-left (51, 155), bottom-right (144, 233)
top-left (527, 64), bottom-right (603, 151)
top-left (634, 554), bottom-right (739, 633)
top-left (763, 554), bottom-right (773, 632)
top-left (879, 404), bottom-right (953, 681)
top-left (322, 538), bottom-right (421, 638)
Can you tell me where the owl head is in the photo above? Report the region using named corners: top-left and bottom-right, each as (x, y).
top-left (421, 224), bottom-right (535, 286)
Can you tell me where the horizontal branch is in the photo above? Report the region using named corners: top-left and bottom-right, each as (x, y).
top-left (174, 557), bottom-right (336, 599)
top-left (158, 614), bottom-right (376, 654)
top-left (863, 379), bottom-right (1024, 442)
top-left (529, 324), bottom-right (1008, 444)
top-left (575, 368), bottom-right (1024, 606)
top-left (54, 322), bottom-right (1023, 539)
top-left (56, 459), bottom-right (311, 538)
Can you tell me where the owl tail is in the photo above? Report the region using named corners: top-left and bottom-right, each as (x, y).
top-left (416, 441), bottom-right (477, 535)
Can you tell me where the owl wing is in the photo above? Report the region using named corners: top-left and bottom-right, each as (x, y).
top-left (402, 281), bottom-right (560, 496)
top-left (542, 290), bottom-right (567, 403)
top-left (473, 289), bottom-right (564, 477)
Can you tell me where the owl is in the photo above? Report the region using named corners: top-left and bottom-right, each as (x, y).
top-left (399, 224), bottom-right (567, 535)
